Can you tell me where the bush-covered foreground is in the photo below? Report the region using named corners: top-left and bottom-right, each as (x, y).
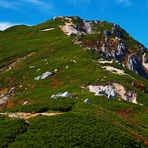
top-left (0, 115), bottom-right (28, 148)
top-left (6, 98), bottom-right (75, 113)
top-left (5, 113), bottom-right (144, 148)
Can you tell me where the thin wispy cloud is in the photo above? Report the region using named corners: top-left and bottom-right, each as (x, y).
top-left (0, 0), bottom-right (56, 14)
top-left (24, 0), bottom-right (54, 11)
top-left (0, 22), bottom-right (17, 30)
top-left (116, 0), bottom-right (132, 6)
top-left (0, 0), bottom-right (21, 9)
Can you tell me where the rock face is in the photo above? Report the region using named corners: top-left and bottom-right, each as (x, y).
top-left (60, 17), bottom-right (94, 36)
top-left (60, 22), bottom-right (83, 36)
top-left (125, 91), bottom-right (137, 104)
top-left (127, 54), bottom-right (148, 78)
top-left (88, 84), bottom-right (117, 98)
top-left (83, 20), bottom-right (94, 34)
top-left (57, 16), bottom-right (148, 79)
top-left (142, 53), bottom-right (148, 71)
top-left (87, 83), bottom-right (137, 104)
top-left (100, 42), bottom-right (126, 62)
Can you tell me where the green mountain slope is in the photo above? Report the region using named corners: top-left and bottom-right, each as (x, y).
top-left (0, 16), bottom-right (148, 147)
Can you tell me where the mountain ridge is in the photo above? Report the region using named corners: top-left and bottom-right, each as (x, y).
top-left (0, 16), bottom-right (148, 147)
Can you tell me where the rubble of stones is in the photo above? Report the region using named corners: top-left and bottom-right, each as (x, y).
top-left (85, 83), bottom-right (137, 104)
top-left (0, 87), bottom-right (15, 105)
top-left (51, 91), bottom-right (74, 99)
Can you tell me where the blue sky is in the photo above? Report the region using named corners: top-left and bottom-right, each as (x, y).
top-left (0, 0), bottom-right (148, 48)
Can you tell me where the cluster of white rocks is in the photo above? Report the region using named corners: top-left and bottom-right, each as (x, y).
top-left (88, 84), bottom-right (117, 98)
top-left (51, 91), bottom-right (73, 99)
top-left (86, 83), bottom-right (137, 104)
top-left (0, 87), bottom-right (15, 105)
top-left (34, 71), bottom-right (52, 81)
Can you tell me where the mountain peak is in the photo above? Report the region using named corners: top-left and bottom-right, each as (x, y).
top-left (51, 16), bottom-right (148, 78)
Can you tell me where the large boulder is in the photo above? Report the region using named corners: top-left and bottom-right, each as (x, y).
top-left (61, 91), bottom-right (70, 97)
top-left (41, 72), bottom-right (52, 79)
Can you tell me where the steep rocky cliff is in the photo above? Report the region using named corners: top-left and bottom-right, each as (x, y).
top-left (58, 16), bottom-right (148, 79)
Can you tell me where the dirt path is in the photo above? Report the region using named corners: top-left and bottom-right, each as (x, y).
top-left (0, 52), bottom-right (35, 74)
top-left (0, 112), bottom-right (63, 120)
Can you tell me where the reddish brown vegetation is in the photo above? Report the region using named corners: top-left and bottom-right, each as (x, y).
top-left (118, 108), bottom-right (133, 119)
top-left (3, 77), bottom-right (16, 86)
top-left (144, 140), bottom-right (148, 145)
top-left (30, 84), bottom-right (36, 89)
top-left (0, 88), bottom-right (8, 95)
top-left (6, 100), bottom-right (16, 109)
top-left (51, 77), bottom-right (64, 88)
top-left (131, 81), bottom-right (145, 89)
top-left (70, 79), bottom-right (79, 84)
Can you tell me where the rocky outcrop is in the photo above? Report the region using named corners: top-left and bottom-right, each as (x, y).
top-left (99, 42), bottom-right (126, 61)
top-left (0, 87), bottom-right (15, 105)
top-left (60, 17), bottom-right (94, 36)
top-left (142, 53), bottom-right (148, 71)
top-left (59, 16), bottom-right (148, 79)
top-left (88, 84), bottom-right (117, 98)
top-left (86, 83), bottom-right (137, 104)
top-left (83, 20), bottom-right (94, 34)
top-left (51, 91), bottom-right (74, 99)
top-left (60, 22), bottom-right (83, 36)
top-left (127, 54), bottom-right (148, 78)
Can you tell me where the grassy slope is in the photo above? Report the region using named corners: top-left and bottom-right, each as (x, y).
top-left (0, 17), bottom-right (148, 147)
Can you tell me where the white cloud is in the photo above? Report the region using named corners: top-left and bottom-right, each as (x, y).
top-left (116, 0), bottom-right (131, 6)
top-left (0, 0), bottom-right (21, 9)
top-left (0, 22), bottom-right (17, 30)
